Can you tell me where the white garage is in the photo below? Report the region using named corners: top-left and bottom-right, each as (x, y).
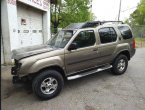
top-left (17, 2), bottom-right (43, 47)
top-left (1, 0), bottom-right (51, 64)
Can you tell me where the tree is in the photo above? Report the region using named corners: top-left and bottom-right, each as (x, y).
top-left (51, 0), bottom-right (62, 33)
top-left (59, 0), bottom-right (94, 28)
top-left (128, 0), bottom-right (145, 25)
top-left (50, 0), bottom-right (95, 33)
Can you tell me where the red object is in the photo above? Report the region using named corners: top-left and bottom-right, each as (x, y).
top-left (133, 38), bottom-right (136, 48)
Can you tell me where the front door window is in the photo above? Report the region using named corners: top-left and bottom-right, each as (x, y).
top-left (72, 30), bottom-right (96, 48)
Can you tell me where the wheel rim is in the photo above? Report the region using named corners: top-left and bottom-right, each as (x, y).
top-left (40, 77), bottom-right (58, 95)
top-left (117, 59), bottom-right (126, 72)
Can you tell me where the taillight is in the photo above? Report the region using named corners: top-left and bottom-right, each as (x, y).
top-left (133, 38), bottom-right (136, 48)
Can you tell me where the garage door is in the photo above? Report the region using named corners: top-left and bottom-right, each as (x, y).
top-left (17, 2), bottom-right (43, 47)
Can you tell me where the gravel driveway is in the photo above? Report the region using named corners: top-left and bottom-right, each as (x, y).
top-left (1, 48), bottom-right (145, 110)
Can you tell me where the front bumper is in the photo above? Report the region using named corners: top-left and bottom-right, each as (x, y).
top-left (11, 66), bottom-right (18, 75)
top-left (11, 59), bottom-right (22, 75)
top-left (11, 61), bottom-right (22, 84)
top-left (12, 76), bottom-right (22, 84)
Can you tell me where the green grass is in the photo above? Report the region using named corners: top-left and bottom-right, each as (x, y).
top-left (135, 37), bottom-right (145, 48)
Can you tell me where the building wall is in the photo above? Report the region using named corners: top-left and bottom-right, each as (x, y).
top-left (1, 0), bottom-right (12, 64)
top-left (1, 0), bottom-right (51, 64)
top-left (1, 36), bottom-right (4, 64)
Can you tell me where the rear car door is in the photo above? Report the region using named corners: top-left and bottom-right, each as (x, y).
top-left (97, 27), bottom-right (118, 64)
top-left (118, 25), bottom-right (135, 57)
top-left (65, 30), bottom-right (100, 74)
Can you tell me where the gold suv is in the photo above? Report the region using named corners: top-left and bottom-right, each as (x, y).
top-left (11, 21), bottom-right (136, 100)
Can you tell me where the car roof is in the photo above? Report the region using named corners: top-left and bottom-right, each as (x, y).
top-left (63, 21), bottom-right (127, 31)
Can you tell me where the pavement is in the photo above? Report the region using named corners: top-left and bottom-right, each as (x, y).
top-left (1, 48), bottom-right (145, 110)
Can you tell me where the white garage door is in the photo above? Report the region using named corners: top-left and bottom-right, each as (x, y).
top-left (17, 3), bottom-right (43, 47)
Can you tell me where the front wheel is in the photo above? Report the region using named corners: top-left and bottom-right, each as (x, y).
top-left (111, 54), bottom-right (128, 75)
top-left (32, 70), bottom-right (64, 100)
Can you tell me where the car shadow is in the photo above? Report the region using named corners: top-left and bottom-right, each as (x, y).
top-left (1, 70), bottom-right (113, 102)
top-left (63, 70), bottom-right (113, 90)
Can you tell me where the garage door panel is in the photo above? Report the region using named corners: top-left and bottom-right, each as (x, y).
top-left (17, 16), bottom-right (31, 47)
top-left (17, 4), bottom-right (31, 18)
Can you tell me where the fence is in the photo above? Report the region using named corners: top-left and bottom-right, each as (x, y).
top-left (131, 25), bottom-right (145, 48)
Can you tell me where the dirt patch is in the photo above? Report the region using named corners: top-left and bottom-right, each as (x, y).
top-left (85, 105), bottom-right (95, 110)
top-left (103, 84), bottom-right (114, 89)
top-left (92, 89), bottom-right (100, 93)
top-left (1, 79), bottom-right (33, 100)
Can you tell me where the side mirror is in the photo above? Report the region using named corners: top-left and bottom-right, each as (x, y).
top-left (68, 43), bottom-right (77, 51)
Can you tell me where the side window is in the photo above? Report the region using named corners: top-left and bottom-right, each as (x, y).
top-left (98, 27), bottom-right (117, 44)
top-left (73, 30), bottom-right (96, 48)
top-left (118, 26), bottom-right (133, 39)
top-left (110, 28), bottom-right (117, 42)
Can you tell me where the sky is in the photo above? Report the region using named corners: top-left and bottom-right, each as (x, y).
top-left (92, 0), bottom-right (140, 21)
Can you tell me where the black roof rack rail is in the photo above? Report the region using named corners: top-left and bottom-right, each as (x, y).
top-left (100, 21), bottom-right (124, 25)
top-left (81, 21), bottom-right (101, 28)
top-left (82, 21), bottom-right (124, 28)
top-left (64, 21), bottom-right (124, 29)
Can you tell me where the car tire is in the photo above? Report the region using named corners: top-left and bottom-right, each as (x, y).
top-left (111, 54), bottom-right (128, 75)
top-left (32, 70), bottom-right (64, 100)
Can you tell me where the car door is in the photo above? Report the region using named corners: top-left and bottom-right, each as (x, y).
top-left (65, 30), bottom-right (100, 75)
top-left (97, 27), bottom-right (118, 64)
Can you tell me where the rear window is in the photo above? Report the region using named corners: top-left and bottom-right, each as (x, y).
top-left (118, 26), bottom-right (133, 39)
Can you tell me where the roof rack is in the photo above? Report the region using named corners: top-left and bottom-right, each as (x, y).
top-left (64, 21), bottom-right (124, 29)
top-left (100, 21), bottom-right (123, 25)
top-left (82, 21), bottom-right (124, 28)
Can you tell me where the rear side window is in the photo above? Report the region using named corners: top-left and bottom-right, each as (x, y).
top-left (98, 27), bottom-right (117, 44)
top-left (118, 26), bottom-right (133, 39)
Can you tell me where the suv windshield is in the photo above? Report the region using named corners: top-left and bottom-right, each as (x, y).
top-left (47, 30), bottom-right (76, 48)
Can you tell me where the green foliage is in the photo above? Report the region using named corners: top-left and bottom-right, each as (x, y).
top-left (59, 0), bottom-right (94, 28)
top-left (131, 26), bottom-right (145, 38)
top-left (129, 0), bottom-right (145, 25)
top-left (51, 0), bottom-right (95, 30)
top-left (51, 0), bottom-right (62, 33)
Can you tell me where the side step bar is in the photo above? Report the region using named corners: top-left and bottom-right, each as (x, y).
top-left (67, 65), bottom-right (112, 80)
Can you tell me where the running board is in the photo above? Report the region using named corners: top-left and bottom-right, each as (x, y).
top-left (67, 65), bottom-right (112, 80)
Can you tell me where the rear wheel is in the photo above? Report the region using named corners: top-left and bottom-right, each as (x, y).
top-left (32, 70), bottom-right (64, 100)
top-left (112, 54), bottom-right (128, 75)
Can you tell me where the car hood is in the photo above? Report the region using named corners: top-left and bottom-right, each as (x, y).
top-left (12, 44), bottom-right (54, 60)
